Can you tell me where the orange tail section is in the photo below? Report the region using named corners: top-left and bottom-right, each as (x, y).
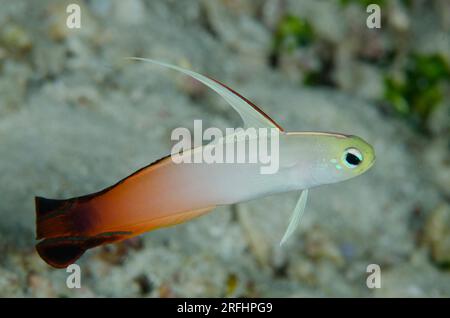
top-left (35, 196), bottom-right (133, 268)
top-left (35, 194), bottom-right (214, 268)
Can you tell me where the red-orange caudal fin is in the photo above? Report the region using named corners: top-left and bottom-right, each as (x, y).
top-left (35, 196), bottom-right (133, 268)
top-left (35, 192), bottom-right (215, 268)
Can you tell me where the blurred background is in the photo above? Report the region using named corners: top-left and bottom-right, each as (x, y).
top-left (0, 0), bottom-right (449, 297)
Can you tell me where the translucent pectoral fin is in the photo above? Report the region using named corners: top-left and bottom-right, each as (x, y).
top-left (280, 189), bottom-right (309, 246)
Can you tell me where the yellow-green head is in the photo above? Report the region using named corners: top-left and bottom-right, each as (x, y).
top-left (333, 134), bottom-right (375, 178)
top-left (285, 132), bottom-right (376, 188)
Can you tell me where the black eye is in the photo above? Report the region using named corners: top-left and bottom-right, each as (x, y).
top-left (342, 148), bottom-right (363, 168)
top-left (346, 153), bottom-right (361, 165)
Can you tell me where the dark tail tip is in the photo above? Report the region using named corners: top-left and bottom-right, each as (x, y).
top-left (35, 196), bottom-right (77, 240)
top-left (35, 196), bottom-right (73, 219)
top-left (36, 232), bottom-right (132, 268)
top-left (36, 238), bottom-right (86, 269)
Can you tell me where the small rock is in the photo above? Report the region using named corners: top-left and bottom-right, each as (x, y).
top-left (134, 273), bottom-right (154, 295)
top-left (288, 256), bottom-right (317, 286)
top-left (388, 1), bottom-right (410, 32)
top-left (423, 203), bottom-right (450, 266)
top-left (0, 23), bottom-right (32, 54)
top-left (304, 225), bottom-right (345, 266)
